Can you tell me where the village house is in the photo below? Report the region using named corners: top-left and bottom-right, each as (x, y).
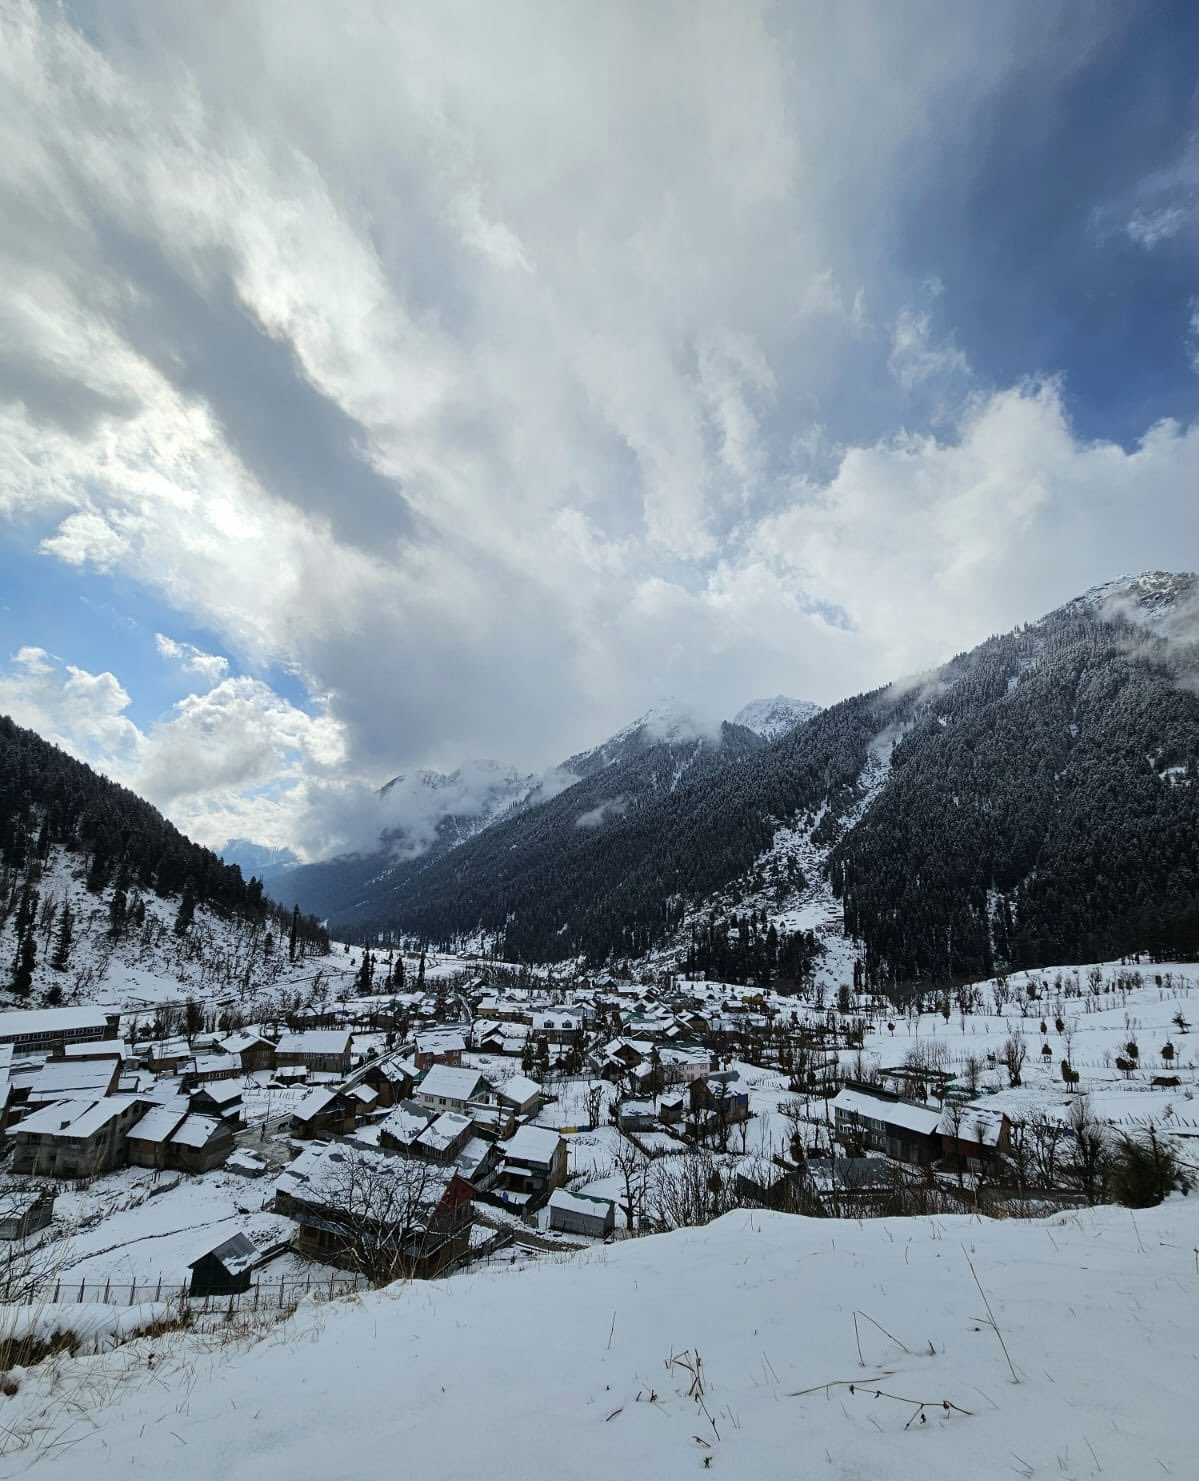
top-left (414, 1110), bottom-right (475, 1163)
top-left (18, 1056), bottom-right (121, 1116)
top-left (616, 1098), bottom-right (657, 1132)
top-left (937, 1102), bottom-right (1011, 1167)
top-left (493, 1074), bottom-right (542, 1119)
top-left (127, 1099), bottom-right (235, 1173)
top-left (531, 1012), bottom-right (582, 1045)
top-left (290, 1087), bottom-right (359, 1140)
top-left (497, 1124), bottom-right (567, 1209)
top-left (415, 1064), bottom-right (492, 1115)
top-left (413, 1031), bottom-right (466, 1071)
top-left (180, 1053), bottom-right (242, 1088)
top-left (276, 1028), bottom-right (354, 1076)
top-left (831, 1084), bottom-right (942, 1165)
top-left (547, 1188), bottom-right (615, 1239)
top-left (377, 1101), bottom-right (436, 1154)
top-left (190, 1079), bottom-right (243, 1124)
top-left (218, 1031), bottom-right (277, 1074)
top-left (280, 1143), bottom-right (475, 1280)
top-left (8, 1095), bottom-right (148, 1177)
top-left (142, 1037), bottom-right (193, 1074)
top-left (689, 1074), bottom-right (750, 1127)
top-left (0, 1006), bottom-right (119, 1056)
top-left (170, 1114), bottom-right (236, 1174)
top-left (352, 1055), bottom-right (415, 1108)
top-left (454, 1135), bottom-right (502, 1192)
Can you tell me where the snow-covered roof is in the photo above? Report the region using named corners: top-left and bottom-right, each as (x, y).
top-left (189, 1231), bottom-right (258, 1275)
top-left (548, 1188), bottom-right (614, 1219)
top-left (8, 1095), bottom-right (142, 1140)
top-left (496, 1074), bottom-right (541, 1105)
top-left (937, 1103), bottom-right (1008, 1145)
top-left (418, 1064), bottom-right (488, 1101)
top-left (277, 1030), bottom-right (352, 1055)
top-left (291, 1087), bottom-right (338, 1121)
top-left (193, 1080), bottom-right (242, 1106)
top-left (59, 1039), bottom-right (131, 1060)
top-left (129, 1100), bottom-right (191, 1144)
top-left (831, 1088), bottom-right (941, 1136)
top-left (502, 1124), bottom-right (562, 1166)
top-left (170, 1114), bottom-right (226, 1150)
top-left (378, 1104), bottom-right (434, 1145)
top-left (28, 1059), bottom-right (117, 1099)
top-left (417, 1111), bottom-right (472, 1153)
top-left (187, 1054), bottom-right (241, 1075)
top-left (0, 1006), bottom-right (113, 1039)
top-left (416, 1031), bottom-right (465, 1053)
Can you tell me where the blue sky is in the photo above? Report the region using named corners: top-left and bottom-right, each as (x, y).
top-left (2, 0), bottom-right (1199, 858)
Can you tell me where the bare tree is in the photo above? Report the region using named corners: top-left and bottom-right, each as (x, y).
top-left (612, 1137), bottom-right (649, 1231)
top-left (295, 1147), bottom-right (466, 1284)
top-left (646, 1150), bottom-right (739, 1231)
top-left (1027, 1113), bottom-right (1066, 1190)
top-left (1001, 1033), bottom-right (1027, 1088)
top-left (585, 1081), bottom-right (605, 1130)
top-left (1066, 1096), bottom-right (1108, 1205)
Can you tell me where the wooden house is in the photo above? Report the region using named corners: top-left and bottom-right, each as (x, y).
top-left (497, 1124), bottom-right (567, 1209)
top-left (7, 1095), bottom-right (148, 1177)
top-left (831, 1084), bottom-right (942, 1166)
top-left (276, 1029), bottom-right (353, 1077)
top-left (413, 1032), bottom-right (466, 1071)
top-left (188, 1232), bottom-right (259, 1297)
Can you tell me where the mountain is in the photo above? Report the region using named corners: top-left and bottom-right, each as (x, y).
top-left (312, 571), bottom-right (1199, 981)
top-left (219, 838), bottom-right (300, 884)
top-left (733, 695), bottom-right (822, 740)
top-left (283, 704), bottom-right (767, 938)
top-left (0, 715), bottom-right (330, 1010)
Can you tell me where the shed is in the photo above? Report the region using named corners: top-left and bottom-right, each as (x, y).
top-left (188, 1232), bottom-right (259, 1297)
top-left (547, 1188), bottom-right (615, 1239)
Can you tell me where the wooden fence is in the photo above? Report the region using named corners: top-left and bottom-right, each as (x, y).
top-left (22, 1269), bottom-right (368, 1310)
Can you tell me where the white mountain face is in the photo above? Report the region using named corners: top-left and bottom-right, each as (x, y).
top-left (733, 694), bottom-right (822, 740)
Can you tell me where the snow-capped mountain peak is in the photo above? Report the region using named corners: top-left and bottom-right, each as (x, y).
top-left (733, 695), bottom-right (821, 740)
top-left (1067, 570), bottom-right (1199, 634)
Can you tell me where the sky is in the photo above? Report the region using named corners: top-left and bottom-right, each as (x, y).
top-left (3, 0), bottom-right (1199, 862)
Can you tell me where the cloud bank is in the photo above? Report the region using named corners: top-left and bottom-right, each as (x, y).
top-left (2, 2), bottom-right (1198, 857)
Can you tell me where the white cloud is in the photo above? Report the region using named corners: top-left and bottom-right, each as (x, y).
top-left (154, 633), bottom-right (229, 685)
top-left (7, 0), bottom-right (1193, 865)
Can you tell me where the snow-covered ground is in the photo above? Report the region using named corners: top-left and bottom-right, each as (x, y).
top-left (3, 1194), bottom-right (1194, 1479)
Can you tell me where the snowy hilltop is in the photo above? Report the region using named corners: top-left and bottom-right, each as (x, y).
top-left (732, 694), bottom-right (822, 740)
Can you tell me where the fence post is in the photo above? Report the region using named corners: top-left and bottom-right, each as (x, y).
top-left (129, 1283), bottom-right (136, 1306)
top-left (53, 1281), bottom-right (60, 1302)
top-left (103, 1277), bottom-right (110, 1303)
top-left (155, 1276), bottom-right (162, 1302)
top-left (78, 1278), bottom-right (85, 1302)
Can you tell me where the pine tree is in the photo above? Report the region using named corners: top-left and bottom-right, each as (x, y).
top-left (288, 904), bottom-right (300, 964)
top-left (416, 948), bottom-right (426, 994)
top-left (51, 901), bottom-right (73, 971)
top-left (108, 883), bottom-right (128, 940)
top-left (11, 927), bottom-right (35, 997)
top-left (174, 879), bottom-right (197, 936)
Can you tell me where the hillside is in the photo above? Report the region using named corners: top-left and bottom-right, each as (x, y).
top-left (308, 573), bottom-right (1199, 982)
top-left (4, 1196), bottom-right (1194, 1479)
top-left (281, 705), bottom-right (770, 949)
top-left (0, 716), bottom-right (330, 1015)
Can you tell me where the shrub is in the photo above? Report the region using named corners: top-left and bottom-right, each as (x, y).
top-left (1107, 1128), bottom-right (1191, 1209)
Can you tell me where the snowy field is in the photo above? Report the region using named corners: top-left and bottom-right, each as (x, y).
top-left (3, 1193), bottom-right (1194, 1479)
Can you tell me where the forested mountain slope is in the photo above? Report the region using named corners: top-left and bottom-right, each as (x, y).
top-left (316, 573), bottom-right (1199, 983)
top-left (0, 716), bottom-right (329, 1009)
